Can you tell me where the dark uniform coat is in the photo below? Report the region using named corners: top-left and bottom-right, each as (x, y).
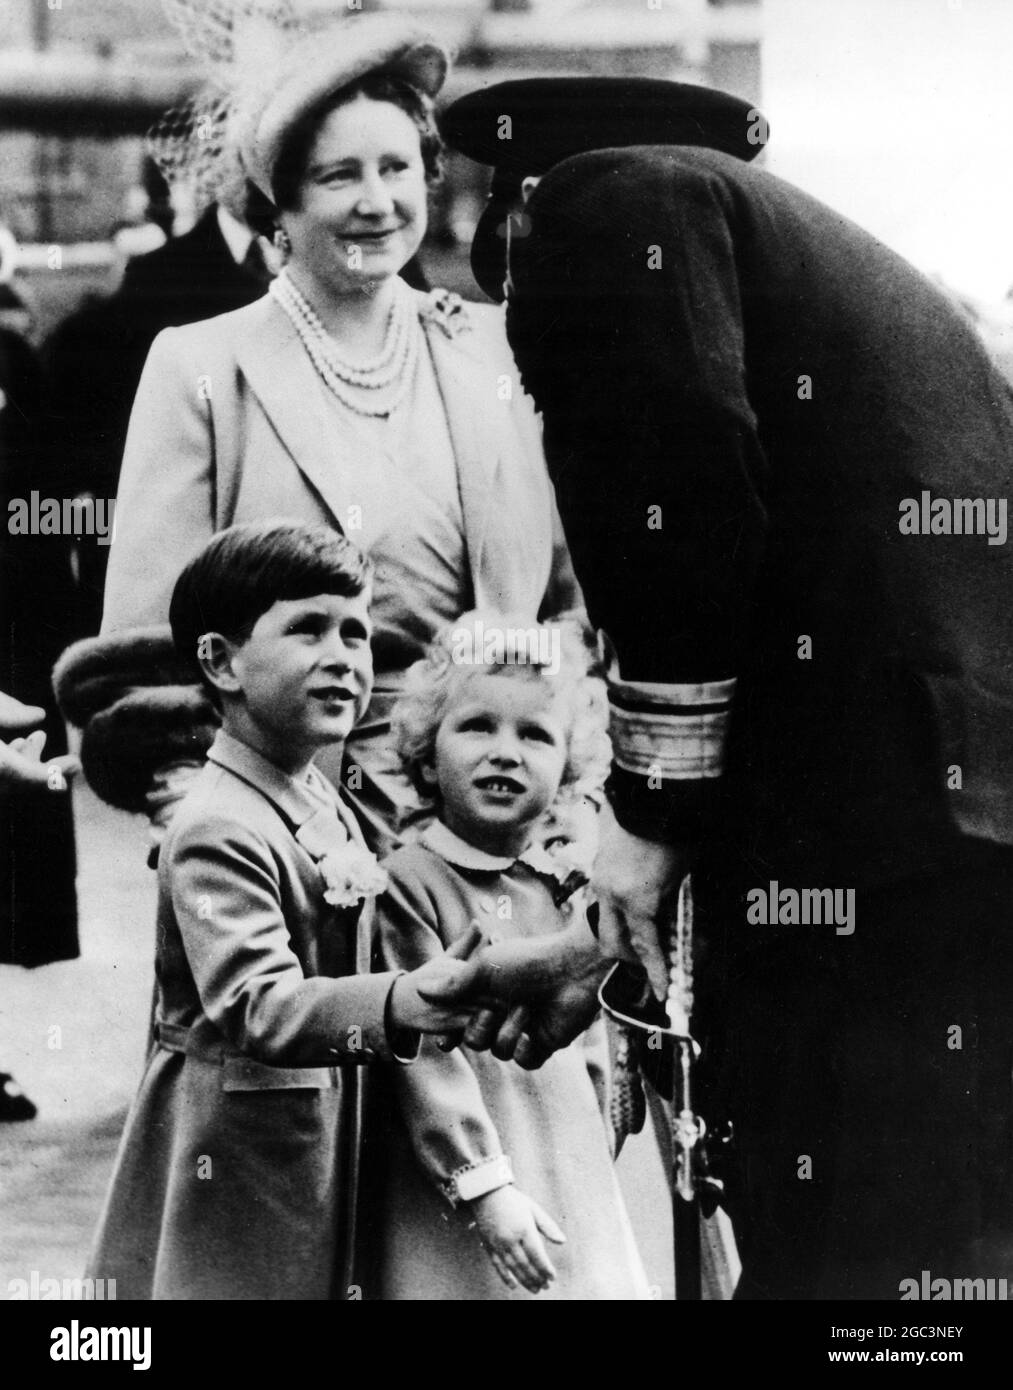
top-left (507, 146), bottom-right (1013, 1297)
top-left (509, 144), bottom-right (1013, 884)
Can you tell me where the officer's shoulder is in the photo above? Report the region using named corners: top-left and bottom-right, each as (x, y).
top-left (538, 147), bottom-right (743, 234)
top-left (553, 144), bottom-right (739, 187)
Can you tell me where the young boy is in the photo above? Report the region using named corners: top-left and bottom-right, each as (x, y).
top-left (87, 521), bottom-right (476, 1300)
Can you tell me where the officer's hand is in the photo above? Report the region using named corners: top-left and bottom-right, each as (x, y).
top-left (419, 927), bottom-right (608, 1068)
top-left (591, 803), bottom-right (689, 1001)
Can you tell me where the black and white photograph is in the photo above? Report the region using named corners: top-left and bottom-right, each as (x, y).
top-left (2, 0), bottom-right (1012, 1361)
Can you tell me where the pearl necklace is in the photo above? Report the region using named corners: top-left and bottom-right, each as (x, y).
top-left (269, 269), bottom-right (421, 419)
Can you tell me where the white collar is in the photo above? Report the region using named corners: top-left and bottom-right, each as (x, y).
top-left (420, 820), bottom-right (517, 872)
top-left (419, 820), bottom-right (580, 886)
top-left (216, 205), bottom-right (256, 266)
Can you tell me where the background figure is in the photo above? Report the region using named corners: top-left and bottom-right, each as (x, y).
top-left (1, 296), bottom-right (79, 977)
top-left (0, 689), bottom-right (80, 1121)
top-left (1, 277), bottom-right (81, 1120)
top-left (44, 185), bottom-right (275, 639)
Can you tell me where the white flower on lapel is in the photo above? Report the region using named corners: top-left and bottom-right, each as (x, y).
top-left (519, 839), bottom-right (572, 881)
top-left (319, 842), bottom-right (389, 909)
top-left (521, 836), bottom-right (595, 881)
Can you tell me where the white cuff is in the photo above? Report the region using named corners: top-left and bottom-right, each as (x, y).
top-left (443, 1155), bottom-right (514, 1207)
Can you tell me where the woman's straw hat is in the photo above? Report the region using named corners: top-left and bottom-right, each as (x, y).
top-left (237, 13), bottom-right (449, 200)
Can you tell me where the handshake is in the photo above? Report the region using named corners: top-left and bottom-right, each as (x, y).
top-left (388, 807), bottom-right (691, 1067)
top-left (388, 917), bottom-right (609, 1068)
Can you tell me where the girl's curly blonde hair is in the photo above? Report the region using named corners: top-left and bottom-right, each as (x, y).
top-left (392, 610), bottom-right (612, 804)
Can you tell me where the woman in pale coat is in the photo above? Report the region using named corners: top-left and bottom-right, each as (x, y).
top-left (56, 14), bottom-right (578, 850)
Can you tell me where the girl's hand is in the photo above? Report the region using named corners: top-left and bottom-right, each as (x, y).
top-left (466, 1185), bottom-right (566, 1293)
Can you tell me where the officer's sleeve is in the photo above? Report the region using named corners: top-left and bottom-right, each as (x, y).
top-left (507, 150), bottom-right (769, 843)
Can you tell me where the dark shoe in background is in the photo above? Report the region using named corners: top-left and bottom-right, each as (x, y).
top-left (0, 1072), bottom-right (37, 1122)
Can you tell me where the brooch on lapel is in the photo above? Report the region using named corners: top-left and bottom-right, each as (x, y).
top-left (420, 289), bottom-right (471, 340)
top-left (516, 840), bottom-right (590, 908)
top-left (318, 842), bottom-right (389, 909)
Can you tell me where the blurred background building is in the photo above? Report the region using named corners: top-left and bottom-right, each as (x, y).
top-left (0, 0), bottom-right (761, 329)
top-left (5, 0), bottom-right (1013, 331)
top-left (763, 0), bottom-right (1013, 308)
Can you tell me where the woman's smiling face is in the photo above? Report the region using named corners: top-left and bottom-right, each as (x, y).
top-left (280, 93), bottom-right (428, 298)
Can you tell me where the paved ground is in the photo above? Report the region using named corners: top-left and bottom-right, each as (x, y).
top-left (0, 786), bottom-right (154, 1293)
top-left (1, 782), bottom-right (694, 1299)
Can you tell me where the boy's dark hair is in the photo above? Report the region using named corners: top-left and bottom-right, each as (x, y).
top-left (169, 521), bottom-right (372, 701)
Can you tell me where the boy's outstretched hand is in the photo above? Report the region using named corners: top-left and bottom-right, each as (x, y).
top-left (466, 1185), bottom-right (565, 1294)
top-left (388, 924), bottom-right (488, 1034)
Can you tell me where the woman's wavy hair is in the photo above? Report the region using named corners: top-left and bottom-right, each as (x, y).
top-left (392, 610), bottom-right (613, 806)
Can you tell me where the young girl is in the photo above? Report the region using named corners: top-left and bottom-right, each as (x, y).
top-left (375, 612), bottom-right (651, 1299)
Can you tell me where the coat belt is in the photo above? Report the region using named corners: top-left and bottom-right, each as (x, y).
top-left (154, 1019), bottom-right (344, 1091)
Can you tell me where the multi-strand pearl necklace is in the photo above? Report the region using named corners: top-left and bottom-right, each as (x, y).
top-left (269, 268), bottom-right (421, 419)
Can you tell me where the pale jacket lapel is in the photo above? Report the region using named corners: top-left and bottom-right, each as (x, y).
top-left (206, 731), bottom-right (373, 973)
top-left (234, 298), bottom-right (356, 528)
top-left (235, 297), bottom-right (532, 611)
top-left (424, 317), bottom-right (499, 594)
top-left (207, 730), bottom-right (331, 835)
top-left (207, 729), bottom-right (367, 852)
